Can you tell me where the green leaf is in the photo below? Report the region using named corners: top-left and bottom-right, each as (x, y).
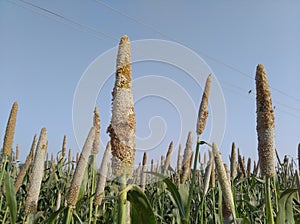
top-left (240, 218), bottom-right (251, 224)
top-left (146, 172), bottom-right (185, 219)
top-left (199, 140), bottom-right (209, 145)
top-left (44, 207), bottom-right (66, 224)
top-left (63, 207), bottom-right (73, 224)
top-left (5, 171), bottom-right (17, 224)
top-left (130, 201), bottom-right (142, 224)
top-left (276, 189), bottom-right (297, 224)
top-left (178, 183), bottom-right (189, 209)
top-left (73, 210), bottom-right (83, 223)
top-left (77, 164), bottom-right (89, 208)
top-left (26, 213), bottom-right (35, 224)
top-left (126, 185), bottom-right (157, 224)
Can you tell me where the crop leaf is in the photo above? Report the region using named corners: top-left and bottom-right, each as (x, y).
top-left (5, 171), bottom-right (17, 224)
top-left (125, 184), bottom-right (157, 224)
top-left (276, 188), bottom-right (297, 224)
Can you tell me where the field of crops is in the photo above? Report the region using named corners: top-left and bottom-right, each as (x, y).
top-left (1, 36), bottom-right (300, 224)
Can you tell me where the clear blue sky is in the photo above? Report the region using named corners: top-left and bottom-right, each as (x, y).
top-left (1, 0), bottom-right (299, 168)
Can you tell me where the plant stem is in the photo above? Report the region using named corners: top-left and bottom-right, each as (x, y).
top-left (200, 197), bottom-right (205, 224)
top-left (65, 207), bottom-right (73, 224)
top-left (212, 188), bottom-right (217, 224)
top-left (265, 177), bottom-right (275, 224)
top-left (93, 205), bottom-right (99, 224)
top-left (273, 175), bottom-right (280, 213)
top-left (0, 158), bottom-right (8, 188)
top-left (160, 182), bottom-right (165, 220)
top-left (89, 156), bottom-right (96, 224)
top-left (26, 213), bottom-right (34, 224)
top-left (2, 207), bottom-right (9, 224)
top-left (0, 158), bottom-right (8, 212)
top-left (118, 175), bottom-right (127, 224)
top-left (185, 135), bottom-right (201, 223)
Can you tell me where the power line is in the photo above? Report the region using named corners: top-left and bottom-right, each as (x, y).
top-left (221, 80), bottom-right (300, 113)
top-left (94, 0), bottom-right (175, 42)
top-left (275, 108), bottom-right (300, 119)
top-left (8, 0), bottom-right (117, 43)
top-left (94, 0), bottom-right (300, 103)
top-left (6, 0), bottom-right (300, 118)
top-left (220, 81), bottom-right (300, 119)
top-left (271, 87), bottom-right (300, 103)
top-left (273, 101), bottom-right (300, 113)
top-left (94, 1), bottom-right (254, 80)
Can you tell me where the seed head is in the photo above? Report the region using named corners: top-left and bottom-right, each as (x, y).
top-left (3, 101), bottom-right (18, 158)
top-left (203, 151), bottom-right (213, 196)
top-left (15, 144), bottom-right (19, 161)
top-left (212, 142), bottom-right (235, 219)
top-left (107, 35), bottom-right (136, 177)
top-left (196, 75), bottom-right (211, 136)
top-left (255, 64), bottom-right (275, 177)
top-left (151, 159), bottom-right (155, 173)
top-left (177, 144), bottom-right (183, 174)
top-left (230, 142), bottom-right (237, 180)
top-left (92, 106), bottom-right (100, 155)
top-left (94, 142), bottom-right (111, 206)
top-left (247, 157), bottom-right (252, 177)
top-left (24, 128), bottom-right (47, 214)
top-left (140, 152), bottom-right (147, 191)
top-left (66, 127), bottom-right (95, 207)
top-left (164, 141), bottom-right (173, 172)
top-left (60, 135), bottom-right (67, 159)
top-left (14, 134), bottom-right (37, 192)
top-left (181, 131), bottom-right (193, 183)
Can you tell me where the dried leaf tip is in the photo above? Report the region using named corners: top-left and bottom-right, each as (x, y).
top-left (255, 64), bottom-right (275, 177)
top-left (196, 74), bottom-right (211, 136)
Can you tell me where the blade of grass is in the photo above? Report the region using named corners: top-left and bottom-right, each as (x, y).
top-left (147, 172), bottom-right (185, 219)
top-left (276, 188), bottom-right (297, 224)
top-left (126, 184), bottom-right (157, 224)
top-left (266, 177), bottom-right (275, 224)
top-left (5, 171), bottom-right (17, 224)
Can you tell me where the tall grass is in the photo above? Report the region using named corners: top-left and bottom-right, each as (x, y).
top-left (0, 39), bottom-right (299, 223)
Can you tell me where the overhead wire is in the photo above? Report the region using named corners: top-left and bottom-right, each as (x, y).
top-left (6, 0), bottom-right (300, 118)
top-left (220, 80), bottom-right (300, 119)
top-left (8, 0), bottom-right (117, 43)
top-left (94, 0), bottom-right (300, 103)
